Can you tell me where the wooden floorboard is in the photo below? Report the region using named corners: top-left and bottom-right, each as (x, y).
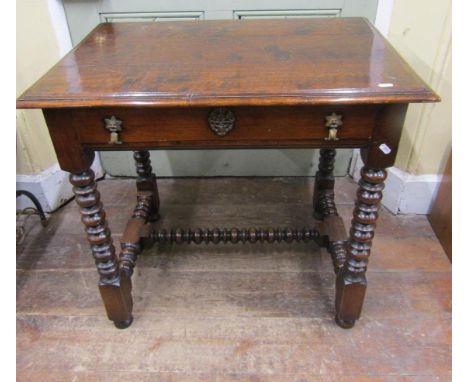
top-left (16, 177), bottom-right (451, 381)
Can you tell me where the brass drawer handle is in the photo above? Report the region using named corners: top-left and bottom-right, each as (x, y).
top-left (208, 107), bottom-right (235, 136)
top-left (324, 112), bottom-right (343, 141)
top-left (104, 115), bottom-right (123, 144)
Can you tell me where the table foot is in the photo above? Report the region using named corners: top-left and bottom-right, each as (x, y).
top-left (335, 315), bottom-right (355, 329)
top-left (113, 315), bottom-right (133, 329)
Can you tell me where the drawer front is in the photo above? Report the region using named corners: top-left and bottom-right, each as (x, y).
top-left (73, 106), bottom-right (378, 149)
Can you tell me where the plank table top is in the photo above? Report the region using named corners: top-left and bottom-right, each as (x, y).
top-left (16, 18), bottom-right (438, 109)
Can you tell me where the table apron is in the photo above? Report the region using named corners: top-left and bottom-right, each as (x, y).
top-left (65, 105), bottom-right (380, 149)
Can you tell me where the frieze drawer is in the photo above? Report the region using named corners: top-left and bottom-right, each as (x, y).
top-left (70, 106), bottom-right (379, 149)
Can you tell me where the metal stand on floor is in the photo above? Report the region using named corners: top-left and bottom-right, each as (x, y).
top-left (16, 190), bottom-right (48, 245)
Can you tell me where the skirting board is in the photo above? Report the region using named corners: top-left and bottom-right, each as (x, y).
top-left (16, 156), bottom-right (104, 213)
top-left (17, 151), bottom-right (440, 215)
top-left (351, 152), bottom-right (442, 215)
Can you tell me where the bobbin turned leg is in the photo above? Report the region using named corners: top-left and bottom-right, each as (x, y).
top-left (133, 150), bottom-right (160, 221)
top-left (70, 169), bottom-right (133, 329)
top-left (313, 149), bottom-right (337, 220)
top-left (112, 150), bottom-right (161, 305)
top-left (335, 166), bottom-right (386, 328)
top-left (333, 104), bottom-right (408, 328)
top-left (313, 149), bottom-right (347, 272)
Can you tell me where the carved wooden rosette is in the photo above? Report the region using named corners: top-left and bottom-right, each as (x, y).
top-left (335, 166), bottom-right (386, 327)
top-left (70, 170), bottom-right (119, 285)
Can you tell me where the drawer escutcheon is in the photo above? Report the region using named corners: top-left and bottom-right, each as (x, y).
top-left (104, 115), bottom-right (123, 144)
top-left (208, 107), bottom-right (235, 136)
top-left (324, 112), bottom-right (343, 141)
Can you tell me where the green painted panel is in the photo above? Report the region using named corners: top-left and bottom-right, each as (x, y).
top-left (62, 0), bottom-right (378, 177)
top-left (100, 149), bottom-right (354, 177)
top-left (100, 11), bottom-right (205, 23)
top-left (233, 9), bottom-right (341, 19)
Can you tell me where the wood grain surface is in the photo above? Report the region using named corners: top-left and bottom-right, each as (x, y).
top-left (16, 18), bottom-right (439, 109)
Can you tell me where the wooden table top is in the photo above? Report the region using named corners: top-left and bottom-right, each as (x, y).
top-left (17, 18), bottom-right (438, 109)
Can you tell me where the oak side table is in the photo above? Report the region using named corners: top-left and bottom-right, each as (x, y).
top-left (17, 18), bottom-right (439, 329)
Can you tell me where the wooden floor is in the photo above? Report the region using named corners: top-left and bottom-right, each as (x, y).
top-left (16, 177), bottom-right (451, 381)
